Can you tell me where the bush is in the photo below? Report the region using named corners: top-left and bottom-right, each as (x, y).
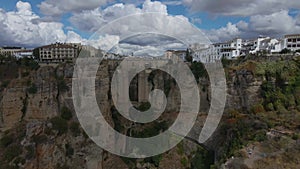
top-left (32, 134), bottom-right (48, 144)
top-left (274, 101), bottom-right (288, 114)
top-left (0, 134), bottom-right (14, 147)
top-left (292, 133), bottom-right (300, 140)
top-left (13, 156), bottom-right (26, 166)
top-left (254, 130), bottom-right (267, 142)
top-left (251, 104), bottom-right (265, 114)
top-left (265, 103), bottom-right (274, 111)
top-left (1, 80), bottom-right (10, 88)
top-left (4, 145), bottom-right (22, 162)
top-left (191, 61), bottom-right (207, 82)
top-left (27, 83), bottom-right (37, 94)
top-left (280, 48), bottom-right (291, 54)
top-left (25, 146), bottom-right (35, 159)
top-left (181, 157), bottom-right (188, 167)
top-left (50, 117), bottom-right (68, 135)
top-left (70, 122), bottom-right (81, 137)
top-left (65, 144), bottom-right (74, 157)
top-left (285, 94), bottom-right (296, 108)
top-left (136, 102), bottom-right (151, 111)
top-left (144, 154), bottom-right (162, 167)
top-left (57, 78), bottom-right (69, 92)
top-left (191, 148), bottom-right (214, 169)
top-left (60, 106), bottom-right (72, 120)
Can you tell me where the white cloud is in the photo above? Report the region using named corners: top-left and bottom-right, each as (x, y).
top-left (0, 1), bottom-right (70, 47)
top-left (162, 1), bottom-right (182, 6)
top-left (190, 17), bottom-right (202, 24)
top-left (68, 0), bottom-right (209, 56)
top-left (69, 8), bottom-right (105, 32)
top-left (183, 0), bottom-right (300, 16)
top-left (69, 0), bottom-right (168, 33)
top-left (206, 10), bottom-right (300, 42)
top-left (205, 22), bottom-right (241, 42)
top-left (38, 0), bottom-right (110, 16)
top-left (142, 0), bottom-right (167, 13)
top-left (248, 10), bottom-right (300, 35)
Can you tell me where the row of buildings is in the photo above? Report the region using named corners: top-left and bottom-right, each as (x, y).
top-left (191, 34), bottom-right (300, 63)
top-left (36, 43), bottom-right (123, 62)
top-left (1, 34), bottom-right (300, 63)
top-left (0, 47), bottom-right (33, 58)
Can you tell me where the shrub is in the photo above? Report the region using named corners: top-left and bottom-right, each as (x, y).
top-left (181, 157), bottom-right (188, 167)
top-left (136, 102), bottom-right (151, 111)
top-left (280, 48), bottom-right (291, 54)
top-left (144, 154), bottom-right (162, 167)
top-left (0, 134), bottom-right (14, 147)
top-left (191, 148), bottom-right (214, 169)
top-left (50, 117), bottom-right (68, 135)
top-left (292, 133), bottom-right (300, 140)
top-left (25, 146), bottom-right (35, 159)
top-left (70, 122), bottom-right (81, 137)
top-left (191, 61), bottom-right (207, 82)
top-left (285, 94), bottom-right (296, 108)
top-left (27, 83), bottom-right (37, 94)
top-left (265, 103), bottom-right (274, 111)
top-left (60, 106), bottom-right (72, 120)
top-left (57, 78), bottom-right (69, 92)
top-left (274, 101), bottom-right (288, 114)
top-left (65, 144), bottom-right (74, 157)
top-left (4, 145), bottom-right (22, 162)
top-left (251, 104), bottom-right (265, 114)
top-left (13, 156), bottom-right (26, 166)
top-left (1, 80), bottom-right (10, 88)
top-left (32, 134), bottom-right (48, 144)
top-left (254, 130), bottom-right (267, 142)
top-left (177, 142), bottom-right (184, 155)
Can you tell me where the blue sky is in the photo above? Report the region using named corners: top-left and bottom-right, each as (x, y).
top-left (0, 0), bottom-right (300, 54)
top-left (0, 0), bottom-right (249, 30)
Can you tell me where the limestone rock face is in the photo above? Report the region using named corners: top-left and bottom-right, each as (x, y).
top-left (226, 69), bottom-right (263, 111)
top-left (25, 66), bottom-right (59, 120)
top-left (0, 60), bottom-right (268, 169)
top-left (0, 79), bottom-right (27, 129)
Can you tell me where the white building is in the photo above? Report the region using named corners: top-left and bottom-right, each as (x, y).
top-left (37, 43), bottom-right (81, 63)
top-left (192, 45), bottom-right (220, 63)
top-left (249, 37), bottom-right (270, 54)
top-left (164, 50), bottom-right (187, 62)
top-left (191, 38), bottom-right (243, 63)
top-left (283, 34), bottom-right (300, 51)
top-left (269, 39), bottom-right (285, 53)
top-left (214, 38), bottom-right (243, 59)
top-left (14, 50), bottom-right (33, 58)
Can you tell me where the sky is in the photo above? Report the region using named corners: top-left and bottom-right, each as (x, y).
top-left (0, 0), bottom-right (300, 56)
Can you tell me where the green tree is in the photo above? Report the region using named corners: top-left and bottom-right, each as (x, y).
top-left (185, 49), bottom-right (193, 62)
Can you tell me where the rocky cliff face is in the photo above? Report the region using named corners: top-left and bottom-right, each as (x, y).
top-left (0, 59), bottom-right (267, 169)
top-left (226, 68), bottom-right (263, 111)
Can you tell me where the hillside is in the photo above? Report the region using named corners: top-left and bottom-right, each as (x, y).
top-left (0, 55), bottom-right (300, 169)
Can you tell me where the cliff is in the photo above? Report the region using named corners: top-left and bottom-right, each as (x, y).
top-left (1, 56), bottom-right (300, 169)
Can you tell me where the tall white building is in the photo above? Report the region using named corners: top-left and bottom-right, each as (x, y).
top-left (192, 45), bottom-right (220, 63)
top-left (191, 38), bottom-right (243, 63)
top-left (37, 43), bottom-right (81, 63)
top-left (214, 38), bottom-right (242, 59)
top-left (283, 34), bottom-right (300, 51)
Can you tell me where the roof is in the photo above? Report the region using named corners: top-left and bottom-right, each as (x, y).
top-left (38, 43), bottom-right (77, 49)
top-left (284, 34), bottom-right (300, 38)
